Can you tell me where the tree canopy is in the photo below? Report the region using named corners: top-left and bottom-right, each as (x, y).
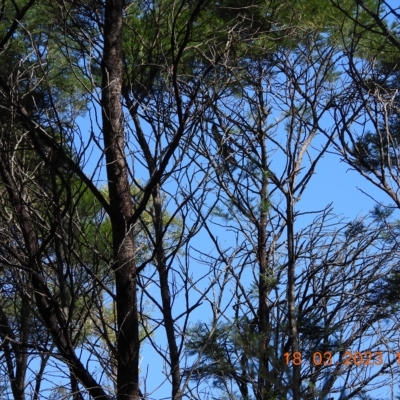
top-left (1, 0), bottom-right (400, 399)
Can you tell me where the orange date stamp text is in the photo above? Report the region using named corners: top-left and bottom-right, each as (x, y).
top-left (283, 351), bottom-right (400, 366)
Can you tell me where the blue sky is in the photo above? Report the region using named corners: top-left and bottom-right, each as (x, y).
top-left (66, 65), bottom-right (400, 396)
top-left (45, 2), bottom-right (400, 396)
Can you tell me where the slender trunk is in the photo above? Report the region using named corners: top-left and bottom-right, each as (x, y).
top-left (257, 132), bottom-right (271, 400)
top-left (14, 289), bottom-right (30, 400)
top-left (286, 195), bottom-right (300, 400)
top-left (257, 188), bottom-right (269, 400)
top-left (0, 157), bottom-right (111, 400)
top-left (0, 305), bottom-right (25, 400)
top-left (70, 368), bottom-right (84, 400)
top-left (33, 350), bottom-right (52, 400)
top-left (0, 284), bottom-right (29, 400)
top-left (152, 186), bottom-right (182, 400)
top-left (101, 1), bottom-right (140, 398)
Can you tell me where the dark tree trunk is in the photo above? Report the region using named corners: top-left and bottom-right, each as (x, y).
top-left (286, 195), bottom-right (301, 400)
top-left (0, 304), bottom-right (27, 400)
top-left (152, 185), bottom-right (182, 400)
top-left (257, 146), bottom-right (269, 400)
top-left (0, 156), bottom-right (111, 400)
top-left (101, 0), bottom-right (140, 399)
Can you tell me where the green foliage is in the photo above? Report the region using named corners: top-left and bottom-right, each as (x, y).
top-left (369, 270), bottom-right (400, 312)
top-left (1, 0), bottom-right (398, 398)
top-left (371, 204), bottom-right (394, 223)
top-left (348, 24), bottom-right (400, 174)
top-left (211, 205), bottom-right (232, 221)
top-left (0, 1), bottom-right (91, 125)
top-left (185, 320), bottom-right (255, 382)
top-left (121, 0), bottom-right (363, 101)
top-left (185, 317), bottom-right (292, 399)
top-left (259, 198), bottom-right (271, 215)
top-left (351, 126), bottom-right (400, 174)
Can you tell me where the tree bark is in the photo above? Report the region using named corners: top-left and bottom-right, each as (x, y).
top-left (257, 137), bottom-right (270, 400)
top-left (0, 156), bottom-right (111, 400)
top-left (101, 0), bottom-right (140, 398)
top-left (152, 185), bottom-right (182, 400)
top-left (286, 194), bottom-right (300, 400)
